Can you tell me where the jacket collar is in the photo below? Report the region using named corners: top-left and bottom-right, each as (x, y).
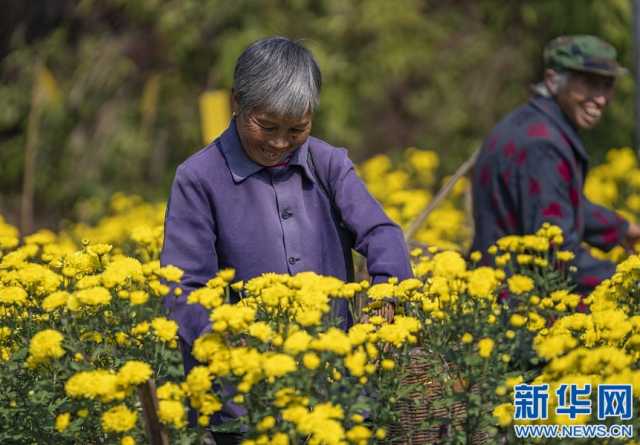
top-left (217, 118), bottom-right (314, 184)
top-left (529, 95), bottom-right (589, 163)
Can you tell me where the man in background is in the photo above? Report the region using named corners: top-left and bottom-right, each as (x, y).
top-left (471, 35), bottom-right (640, 294)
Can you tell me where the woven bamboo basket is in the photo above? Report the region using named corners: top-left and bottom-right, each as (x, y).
top-left (389, 348), bottom-right (489, 445)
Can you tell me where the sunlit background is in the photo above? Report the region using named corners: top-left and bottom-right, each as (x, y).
top-left (0, 0), bottom-right (635, 233)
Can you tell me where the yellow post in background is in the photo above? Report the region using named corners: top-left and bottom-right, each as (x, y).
top-left (199, 90), bottom-right (231, 144)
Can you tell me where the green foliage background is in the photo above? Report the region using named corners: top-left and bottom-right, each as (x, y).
top-left (0, 0), bottom-right (635, 228)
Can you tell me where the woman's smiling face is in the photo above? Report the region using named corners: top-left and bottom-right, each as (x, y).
top-left (234, 100), bottom-right (312, 167)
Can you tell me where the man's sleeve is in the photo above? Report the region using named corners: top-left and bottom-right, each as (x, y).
top-left (517, 142), bottom-right (615, 292)
top-left (160, 165), bottom-right (218, 346)
top-left (330, 149), bottom-right (413, 284)
top-left (581, 197), bottom-right (629, 251)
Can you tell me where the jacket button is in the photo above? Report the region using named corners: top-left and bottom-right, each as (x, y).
top-left (288, 257), bottom-right (298, 265)
top-left (282, 210), bottom-right (292, 220)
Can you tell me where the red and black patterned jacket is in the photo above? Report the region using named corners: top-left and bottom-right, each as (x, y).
top-left (471, 95), bottom-right (628, 294)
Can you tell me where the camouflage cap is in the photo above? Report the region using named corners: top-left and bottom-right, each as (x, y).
top-left (544, 35), bottom-right (627, 77)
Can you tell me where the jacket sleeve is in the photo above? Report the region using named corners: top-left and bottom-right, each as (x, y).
top-left (330, 149), bottom-right (413, 283)
top-left (581, 197), bottom-right (629, 251)
top-left (160, 164), bottom-right (218, 346)
top-left (517, 141), bottom-right (615, 293)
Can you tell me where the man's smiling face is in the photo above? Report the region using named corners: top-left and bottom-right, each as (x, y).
top-left (555, 70), bottom-right (615, 130)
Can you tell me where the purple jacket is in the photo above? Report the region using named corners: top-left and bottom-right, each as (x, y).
top-left (471, 95), bottom-right (628, 294)
top-left (161, 120), bottom-right (412, 348)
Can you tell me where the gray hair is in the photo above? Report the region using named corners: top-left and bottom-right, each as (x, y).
top-left (233, 36), bottom-right (322, 118)
top-left (531, 70), bottom-right (569, 98)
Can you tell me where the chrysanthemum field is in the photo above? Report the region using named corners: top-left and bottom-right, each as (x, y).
top-left (2, 148), bottom-right (640, 444)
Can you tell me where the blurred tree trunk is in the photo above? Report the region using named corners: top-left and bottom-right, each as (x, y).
top-left (21, 62), bottom-right (43, 235)
top-left (148, 130), bottom-right (169, 185)
top-left (141, 73), bottom-right (168, 185)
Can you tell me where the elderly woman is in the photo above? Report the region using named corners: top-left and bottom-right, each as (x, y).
top-left (161, 36), bottom-right (412, 442)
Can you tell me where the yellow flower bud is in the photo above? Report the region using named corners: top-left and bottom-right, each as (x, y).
top-left (257, 416), bottom-right (276, 432)
top-left (529, 295), bottom-right (540, 305)
top-left (509, 314), bottom-right (527, 328)
top-left (382, 359), bottom-right (395, 370)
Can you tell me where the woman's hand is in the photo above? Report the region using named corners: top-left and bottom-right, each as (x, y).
top-left (362, 302), bottom-right (395, 324)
